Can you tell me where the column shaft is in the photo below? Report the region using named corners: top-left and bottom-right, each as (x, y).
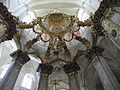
top-left (38, 73), bottom-right (48, 90)
top-left (93, 56), bottom-right (120, 90)
top-left (0, 60), bottom-right (22, 90)
top-left (0, 49), bottom-right (30, 90)
top-left (63, 62), bottom-right (81, 90)
top-left (78, 71), bottom-right (88, 90)
top-left (37, 63), bottom-right (53, 90)
top-left (68, 73), bottom-right (80, 90)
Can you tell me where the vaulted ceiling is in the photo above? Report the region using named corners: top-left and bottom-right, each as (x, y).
top-left (1, 0), bottom-right (120, 90)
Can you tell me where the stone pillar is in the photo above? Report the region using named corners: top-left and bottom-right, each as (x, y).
top-left (38, 73), bottom-right (48, 90)
top-left (37, 63), bottom-right (53, 90)
top-left (63, 62), bottom-right (81, 90)
top-left (85, 46), bottom-right (120, 90)
top-left (0, 49), bottom-right (30, 90)
top-left (77, 71), bottom-right (88, 90)
top-left (93, 56), bottom-right (120, 90)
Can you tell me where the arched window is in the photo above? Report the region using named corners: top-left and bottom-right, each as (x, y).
top-left (21, 73), bottom-right (34, 89)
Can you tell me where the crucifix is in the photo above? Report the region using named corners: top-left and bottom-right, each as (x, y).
top-left (51, 80), bottom-right (60, 90)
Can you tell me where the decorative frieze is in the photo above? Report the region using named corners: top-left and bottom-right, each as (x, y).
top-left (92, 0), bottom-right (120, 36)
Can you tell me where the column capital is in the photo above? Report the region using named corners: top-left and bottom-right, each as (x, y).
top-left (63, 62), bottom-right (80, 74)
top-left (10, 49), bottom-right (30, 65)
top-left (85, 46), bottom-right (104, 59)
top-left (37, 63), bottom-right (53, 76)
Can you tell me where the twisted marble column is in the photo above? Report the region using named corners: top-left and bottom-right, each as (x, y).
top-left (37, 63), bottom-right (53, 90)
top-left (63, 62), bottom-right (81, 90)
top-left (0, 49), bottom-right (30, 90)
